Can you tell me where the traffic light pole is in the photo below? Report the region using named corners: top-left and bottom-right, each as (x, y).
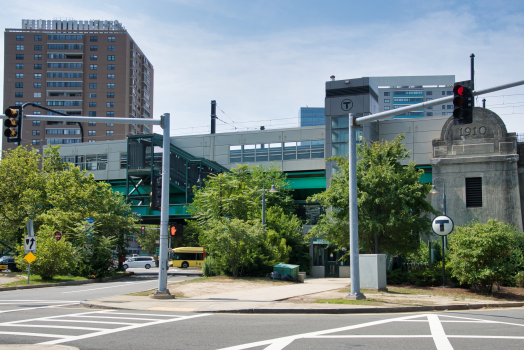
top-left (344, 78), bottom-right (524, 299)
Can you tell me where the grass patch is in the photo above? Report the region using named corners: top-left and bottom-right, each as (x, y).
top-left (126, 289), bottom-right (189, 298)
top-left (314, 298), bottom-right (385, 306)
top-left (2, 274), bottom-right (87, 287)
top-left (343, 286), bottom-right (494, 301)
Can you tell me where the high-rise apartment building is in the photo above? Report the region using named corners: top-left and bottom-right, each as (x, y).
top-left (3, 19), bottom-right (154, 153)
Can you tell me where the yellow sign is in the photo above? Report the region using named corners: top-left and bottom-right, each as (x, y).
top-left (0, 264), bottom-right (7, 270)
top-left (24, 252), bottom-right (36, 264)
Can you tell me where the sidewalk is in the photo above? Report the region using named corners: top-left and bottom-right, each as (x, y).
top-left (82, 277), bottom-right (524, 314)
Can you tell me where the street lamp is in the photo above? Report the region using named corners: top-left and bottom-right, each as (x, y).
top-left (262, 177), bottom-right (278, 226)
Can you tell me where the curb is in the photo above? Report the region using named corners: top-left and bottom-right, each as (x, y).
top-left (0, 272), bottom-right (134, 291)
top-left (79, 301), bottom-right (524, 314)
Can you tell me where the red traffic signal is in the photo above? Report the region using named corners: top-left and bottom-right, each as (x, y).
top-left (453, 81), bottom-right (473, 125)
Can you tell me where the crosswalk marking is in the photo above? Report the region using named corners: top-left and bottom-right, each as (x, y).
top-left (0, 309), bottom-right (212, 346)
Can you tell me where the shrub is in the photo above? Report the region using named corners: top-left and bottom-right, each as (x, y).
top-left (449, 220), bottom-right (522, 294)
top-left (202, 256), bottom-right (220, 277)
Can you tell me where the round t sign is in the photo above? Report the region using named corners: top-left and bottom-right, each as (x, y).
top-left (432, 215), bottom-right (454, 236)
top-left (54, 231), bottom-right (62, 242)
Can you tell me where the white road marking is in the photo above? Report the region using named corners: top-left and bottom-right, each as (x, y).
top-left (61, 280), bottom-right (155, 293)
top-left (219, 313), bottom-right (524, 350)
top-left (69, 315), bottom-right (158, 321)
top-left (38, 312), bottom-right (212, 345)
top-left (1, 324), bottom-right (105, 331)
top-left (427, 314), bottom-right (454, 350)
top-left (47, 319), bottom-right (136, 325)
top-left (0, 331), bottom-right (69, 338)
top-left (0, 302), bottom-right (80, 314)
top-left (217, 313), bottom-right (427, 350)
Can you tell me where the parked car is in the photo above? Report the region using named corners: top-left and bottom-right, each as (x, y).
top-left (123, 256), bottom-right (155, 269)
top-left (0, 256), bottom-right (19, 272)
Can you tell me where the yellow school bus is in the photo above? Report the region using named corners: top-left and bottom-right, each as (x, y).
top-left (170, 247), bottom-right (206, 268)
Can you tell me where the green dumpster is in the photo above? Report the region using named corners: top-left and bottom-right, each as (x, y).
top-left (273, 263), bottom-right (299, 280)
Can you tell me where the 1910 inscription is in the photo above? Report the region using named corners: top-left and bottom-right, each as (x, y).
top-left (459, 126), bottom-right (486, 137)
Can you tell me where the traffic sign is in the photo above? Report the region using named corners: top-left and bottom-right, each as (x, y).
top-left (54, 231), bottom-right (62, 242)
top-left (432, 215), bottom-right (454, 236)
top-left (24, 236), bottom-right (36, 253)
top-left (24, 252), bottom-right (36, 263)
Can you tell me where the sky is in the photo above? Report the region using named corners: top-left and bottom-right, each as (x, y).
top-left (1, 0), bottom-right (524, 138)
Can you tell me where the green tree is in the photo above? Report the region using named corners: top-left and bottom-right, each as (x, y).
top-left (450, 220), bottom-right (524, 293)
top-left (309, 134), bottom-right (437, 256)
top-left (15, 225), bottom-right (78, 280)
top-left (0, 146), bottom-right (138, 275)
top-left (188, 164), bottom-right (307, 276)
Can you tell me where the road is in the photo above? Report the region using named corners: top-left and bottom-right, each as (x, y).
top-left (0, 271), bottom-right (523, 349)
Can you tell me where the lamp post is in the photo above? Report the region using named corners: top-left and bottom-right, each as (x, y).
top-left (262, 177), bottom-right (278, 226)
top-left (430, 176), bottom-right (448, 287)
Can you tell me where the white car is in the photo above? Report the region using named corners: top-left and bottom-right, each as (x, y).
top-left (123, 256), bottom-right (155, 269)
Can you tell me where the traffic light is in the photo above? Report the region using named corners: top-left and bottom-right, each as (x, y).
top-left (141, 226), bottom-right (145, 237)
top-left (453, 80), bottom-right (473, 125)
top-left (170, 225), bottom-right (177, 236)
top-left (150, 175), bottom-right (162, 211)
top-left (4, 106), bottom-right (22, 144)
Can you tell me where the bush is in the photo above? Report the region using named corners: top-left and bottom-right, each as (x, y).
top-left (516, 272), bottom-right (524, 288)
top-left (202, 256), bottom-right (220, 277)
top-left (386, 262), bottom-right (455, 287)
top-left (15, 226), bottom-right (78, 280)
top-left (449, 220), bottom-right (522, 294)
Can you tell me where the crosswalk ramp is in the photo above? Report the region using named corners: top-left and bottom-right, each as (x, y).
top-left (0, 309), bottom-right (211, 345)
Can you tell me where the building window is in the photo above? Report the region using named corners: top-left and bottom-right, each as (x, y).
top-left (107, 55), bottom-right (115, 61)
top-left (106, 123), bottom-right (114, 126)
top-left (107, 64), bottom-right (115, 70)
top-left (16, 35), bottom-right (24, 41)
top-left (384, 92), bottom-right (390, 96)
top-left (34, 74), bottom-right (42, 79)
top-left (447, 91), bottom-right (453, 95)
top-left (34, 35), bottom-right (42, 41)
top-left (88, 122), bottom-right (96, 126)
top-left (33, 111), bottom-right (41, 115)
top-left (106, 130), bottom-right (114, 135)
top-left (32, 130), bottom-right (40, 135)
top-left (107, 83), bottom-right (115, 89)
top-left (90, 74), bottom-right (97, 79)
top-left (84, 154), bottom-right (107, 170)
top-left (16, 45), bottom-right (24, 50)
top-left (106, 102), bottom-right (114, 107)
top-left (32, 140), bottom-right (40, 145)
top-left (384, 106), bottom-right (390, 110)
top-left (107, 74), bottom-right (115, 79)
top-left (34, 45), bottom-right (42, 51)
top-left (442, 112), bottom-right (447, 116)
top-left (89, 112), bottom-right (96, 116)
top-left (15, 92), bottom-right (23, 98)
top-left (426, 91), bottom-right (433, 95)
top-left (90, 46), bottom-right (98, 51)
top-left (15, 82), bottom-right (23, 88)
top-left (33, 121), bottom-right (41, 126)
top-left (106, 111), bottom-right (114, 117)
top-left (34, 54), bottom-right (42, 60)
top-left (442, 105), bottom-right (446, 109)
top-left (90, 36), bottom-right (98, 42)
top-left (16, 64), bottom-right (23, 69)
top-left (16, 54), bottom-right (24, 60)
top-left (108, 46), bottom-right (115, 51)
top-left (426, 112), bottom-right (433, 116)
top-left (88, 131), bottom-right (96, 136)
top-left (108, 37), bottom-right (115, 42)
top-left (89, 93), bottom-right (97, 98)
top-left (447, 105), bottom-right (453, 109)
top-left (88, 140), bottom-right (96, 143)
top-left (465, 177), bottom-right (482, 207)
top-left (89, 102), bottom-right (97, 107)
top-left (34, 92), bottom-right (41, 98)
top-left (384, 99), bottom-right (390, 103)
top-left (16, 73), bottom-right (23, 79)
top-left (90, 64), bottom-right (97, 70)
top-left (15, 102), bottom-right (22, 106)
top-left (89, 83), bottom-right (97, 89)
top-left (34, 64), bottom-right (42, 69)
top-left (107, 93), bottom-right (114, 98)
top-left (90, 55), bottom-right (97, 61)
top-left (120, 153), bottom-right (127, 169)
